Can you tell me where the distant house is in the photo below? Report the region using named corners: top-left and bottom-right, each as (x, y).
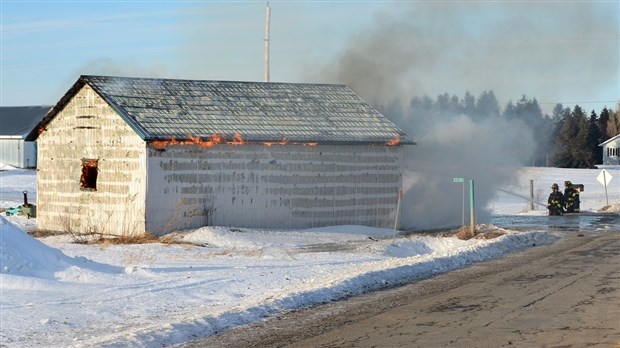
top-left (27, 75), bottom-right (414, 236)
top-left (0, 106), bottom-right (50, 168)
top-left (600, 134), bottom-right (620, 165)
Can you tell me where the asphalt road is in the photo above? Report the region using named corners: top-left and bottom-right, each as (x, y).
top-left (186, 229), bottom-right (620, 348)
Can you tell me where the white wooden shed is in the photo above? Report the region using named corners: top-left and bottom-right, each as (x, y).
top-left (0, 106), bottom-right (49, 168)
top-left (599, 134), bottom-right (620, 165)
top-left (27, 75), bottom-right (414, 236)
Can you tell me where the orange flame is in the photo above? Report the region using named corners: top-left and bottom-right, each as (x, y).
top-left (262, 137), bottom-right (289, 147)
top-left (208, 134), bottom-right (225, 145)
top-left (150, 133), bottom-right (243, 149)
top-left (386, 136), bottom-right (400, 146)
top-left (230, 133), bottom-right (244, 145)
top-left (151, 134), bottom-right (322, 149)
top-left (151, 138), bottom-right (177, 150)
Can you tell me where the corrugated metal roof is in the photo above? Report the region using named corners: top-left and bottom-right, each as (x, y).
top-left (0, 106), bottom-right (50, 138)
top-left (29, 75), bottom-right (414, 144)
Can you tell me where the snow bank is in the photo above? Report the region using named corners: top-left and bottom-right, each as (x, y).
top-left (0, 216), bottom-right (75, 279)
top-left (0, 216), bottom-right (122, 280)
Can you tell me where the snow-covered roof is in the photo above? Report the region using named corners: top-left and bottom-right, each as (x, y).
top-left (27, 75), bottom-right (414, 145)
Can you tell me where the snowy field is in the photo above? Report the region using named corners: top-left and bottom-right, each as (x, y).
top-left (0, 166), bottom-right (619, 347)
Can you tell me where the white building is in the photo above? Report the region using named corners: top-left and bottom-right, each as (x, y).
top-left (0, 106), bottom-right (49, 168)
top-left (27, 75), bottom-right (414, 236)
top-left (599, 134), bottom-right (620, 165)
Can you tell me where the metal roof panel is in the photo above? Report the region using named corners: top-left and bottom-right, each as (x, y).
top-left (29, 75), bottom-right (415, 145)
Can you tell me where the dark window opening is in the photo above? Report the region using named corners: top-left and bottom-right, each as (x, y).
top-left (80, 159), bottom-right (98, 191)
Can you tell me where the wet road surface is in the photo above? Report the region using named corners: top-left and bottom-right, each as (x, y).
top-left (491, 212), bottom-right (619, 233)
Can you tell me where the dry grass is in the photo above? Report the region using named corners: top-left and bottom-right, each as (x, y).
top-left (95, 233), bottom-right (160, 245)
top-left (68, 231), bottom-right (160, 245)
top-left (30, 228), bottom-right (209, 247)
top-left (474, 232), bottom-right (505, 239)
top-left (455, 226), bottom-right (505, 240)
top-left (88, 232), bottom-right (210, 247)
top-left (455, 226), bottom-right (476, 240)
top-left (29, 230), bottom-right (67, 238)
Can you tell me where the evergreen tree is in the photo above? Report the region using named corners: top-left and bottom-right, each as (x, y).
top-left (550, 104), bottom-right (566, 131)
top-left (503, 101), bottom-right (516, 120)
top-left (598, 107), bottom-right (611, 141)
top-left (475, 91), bottom-right (500, 120)
top-left (463, 92), bottom-right (476, 116)
top-left (551, 107), bottom-right (576, 167)
top-left (587, 111), bottom-right (603, 165)
top-left (449, 95), bottom-right (462, 115)
top-left (398, 91), bottom-right (618, 168)
top-left (502, 96), bottom-right (549, 166)
top-left (571, 105), bottom-right (591, 168)
top-left (436, 93), bottom-right (451, 114)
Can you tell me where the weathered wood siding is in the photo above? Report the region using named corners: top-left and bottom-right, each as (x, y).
top-left (145, 144), bottom-right (402, 233)
top-left (36, 85), bottom-right (147, 235)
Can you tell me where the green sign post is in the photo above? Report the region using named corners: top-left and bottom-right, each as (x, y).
top-left (469, 179), bottom-right (475, 235)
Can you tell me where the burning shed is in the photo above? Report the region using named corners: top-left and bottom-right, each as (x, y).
top-left (27, 75), bottom-right (414, 236)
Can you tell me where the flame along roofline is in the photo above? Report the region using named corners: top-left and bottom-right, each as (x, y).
top-left (144, 135), bottom-right (416, 146)
top-left (26, 75), bottom-right (416, 146)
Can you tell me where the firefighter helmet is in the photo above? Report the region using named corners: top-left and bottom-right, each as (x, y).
top-left (564, 181), bottom-right (572, 187)
top-left (551, 183), bottom-right (559, 190)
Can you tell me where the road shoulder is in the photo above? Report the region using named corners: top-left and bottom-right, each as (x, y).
top-left (185, 232), bottom-right (620, 348)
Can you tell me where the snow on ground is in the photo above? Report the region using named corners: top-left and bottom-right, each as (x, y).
top-left (0, 166), bottom-right (618, 347)
top-left (489, 166), bottom-right (620, 215)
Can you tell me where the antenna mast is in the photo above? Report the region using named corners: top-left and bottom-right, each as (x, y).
top-left (264, 2), bottom-right (271, 82)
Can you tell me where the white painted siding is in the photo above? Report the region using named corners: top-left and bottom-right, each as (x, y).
top-left (145, 143), bottom-right (403, 234)
top-left (0, 138), bottom-right (36, 168)
top-left (601, 135), bottom-right (620, 165)
top-left (36, 85), bottom-right (147, 236)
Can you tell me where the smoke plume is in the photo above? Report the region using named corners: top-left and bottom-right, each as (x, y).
top-left (302, 2), bottom-right (616, 229)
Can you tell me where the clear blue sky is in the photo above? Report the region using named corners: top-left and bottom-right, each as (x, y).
top-left (1, 0), bottom-right (619, 115)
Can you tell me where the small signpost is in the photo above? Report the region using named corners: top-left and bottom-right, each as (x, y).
top-left (453, 177), bottom-right (476, 234)
top-left (597, 169), bottom-right (613, 206)
top-left (454, 177), bottom-right (465, 226)
top-left (469, 179), bottom-right (475, 235)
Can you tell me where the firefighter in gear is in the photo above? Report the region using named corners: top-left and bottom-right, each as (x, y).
top-left (547, 183), bottom-right (565, 216)
top-left (563, 181), bottom-right (580, 213)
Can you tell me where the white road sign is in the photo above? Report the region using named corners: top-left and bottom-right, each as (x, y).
top-left (597, 169), bottom-right (613, 186)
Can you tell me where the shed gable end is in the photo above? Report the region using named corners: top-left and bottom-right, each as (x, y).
top-left (36, 85), bottom-right (148, 235)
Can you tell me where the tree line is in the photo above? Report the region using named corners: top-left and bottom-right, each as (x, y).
top-left (382, 91), bottom-right (619, 168)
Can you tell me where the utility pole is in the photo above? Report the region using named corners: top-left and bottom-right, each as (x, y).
top-left (264, 2), bottom-right (271, 82)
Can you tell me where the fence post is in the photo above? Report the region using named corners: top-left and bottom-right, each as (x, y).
top-left (529, 179), bottom-right (534, 211)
